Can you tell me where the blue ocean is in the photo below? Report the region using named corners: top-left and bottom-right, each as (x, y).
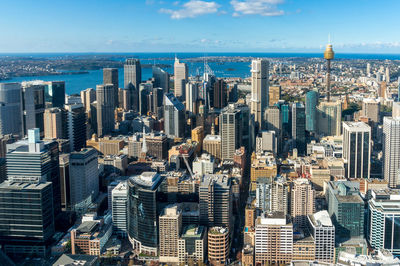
top-left (3, 52), bottom-right (400, 95)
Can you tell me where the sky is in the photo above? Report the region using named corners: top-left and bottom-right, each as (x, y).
top-left (1, 0), bottom-right (400, 53)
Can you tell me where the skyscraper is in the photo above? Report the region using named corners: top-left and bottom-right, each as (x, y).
top-left (128, 172), bottom-right (164, 256)
top-left (199, 174), bottom-right (232, 230)
top-left (255, 213), bottom-right (293, 265)
top-left (185, 82), bottom-right (198, 113)
top-left (0, 181), bottom-right (54, 257)
top-left (0, 82), bottom-right (23, 136)
top-left (112, 181), bottom-right (128, 237)
top-left (80, 88), bottom-right (96, 112)
top-left (308, 211), bottom-right (335, 264)
top-left (361, 98), bottom-right (380, 123)
top-left (164, 92), bottom-right (185, 138)
top-left (152, 66), bottom-right (169, 93)
top-left (368, 189), bottom-right (400, 256)
top-left (292, 102), bottom-right (306, 154)
top-left (44, 107), bottom-right (65, 139)
top-left (96, 84), bottom-right (115, 137)
top-left (250, 59), bottom-right (269, 129)
top-left (208, 227), bottom-right (230, 265)
top-left (103, 68), bottom-right (119, 107)
top-left (342, 122), bottom-right (371, 179)
top-left (6, 128), bottom-right (61, 215)
top-left (174, 57), bottom-right (188, 99)
top-left (69, 148), bottom-right (99, 211)
top-left (213, 79), bottom-right (227, 109)
top-left (317, 100), bottom-right (342, 136)
top-left (220, 103), bottom-right (251, 160)
top-left (124, 58), bottom-right (141, 111)
top-left (159, 204), bottom-right (182, 264)
top-left (291, 178), bottom-right (315, 229)
top-left (326, 181), bottom-right (364, 239)
top-left (44, 81), bottom-right (65, 108)
top-left (21, 81), bottom-right (46, 136)
top-left (305, 90), bottom-right (318, 132)
top-left (64, 103), bottom-right (86, 151)
top-left (383, 117), bottom-right (400, 188)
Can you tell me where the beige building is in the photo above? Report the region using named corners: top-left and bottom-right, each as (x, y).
top-left (255, 212), bottom-right (293, 265)
top-left (361, 98), bottom-right (380, 123)
top-left (178, 225), bottom-right (206, 265)
top-left (269, 85), bottom-right (281, 106)
top-left (250, 152), bottom-right (277, 190)
top-left (86, 135), bottom-right (124, 155)
top-left (203, 134), bottom-right (221, 160)
top-left (192, 126), bottom-right (204, 153)
top-left (208, 227), bottom-right (229, 266)
top-left (291, 178), bottom-right (315, 229)
top-left (174, 58), bottom-right (188, 98)
top-left (250, 59), bottom-right (269, 128)
top-left (44, 107), bottom-right (64, 139)
top-left (293, 237), bottom-right (316, 261)
top-left (159, 204), bottom-right (182, 263)
top-left (80, 88), bottom-right (96, 112)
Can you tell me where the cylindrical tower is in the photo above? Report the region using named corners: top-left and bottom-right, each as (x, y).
top-left (324, 44), bottom-right (335, 102)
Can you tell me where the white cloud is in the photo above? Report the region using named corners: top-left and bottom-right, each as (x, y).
top-left (231, 0), bottom-right (284, 16)
top-left (160, 0), bottom-right (220, 19)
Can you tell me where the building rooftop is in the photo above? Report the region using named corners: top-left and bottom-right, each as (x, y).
top-left (309, 210), bottom-right (333, 227)
top-left (181, 224), bottom-right (205, 238)
top-left (0, 181), bottom-right (51, 190)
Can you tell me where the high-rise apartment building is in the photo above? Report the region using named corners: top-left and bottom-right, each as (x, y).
top-left (199, 175), bottom-right (232, 230)
top-left (164, 92), bottom-right (185, 138)
top-left (0, 83), bottom-right (23, 136)
top-left (69, 148), bottom-right (99, 211)
top-left (112, 181), bottom-right (128, 237)
top-left (317, 100), bottom-right (342, 136)
top-left (342, 122), bottom-right (371, 179)
top-left (383, 117), bottom-right (400, 188)
top-left (103, 68), bottom-right (119, 107)
top-left (159, 204), bottom-right (182, 264)
top-left (174, 57), bottom-right (188, 98)
top-left (292, 102), bottom-right (306, 154)
top-left (250, 59), bottom-right (269, 129)
top-left (0, 181), bottom-right (54, 257)
top-left (128, 172), bottom-right (163, 256)
top-left (96, 84), bottom-right (115, 137)
top-left (44, 81), bottom-right (65, 108)
top-left (124, 58), bottom-right (141, 111)
top-left (291, 178), bottom-right (315, 229)
top-left (64, 103), bottom-right (86, 152)
top-left (308, 210), bottom-right (335, 264)
top-left (306, 90), bottom-right (318, 133)
top-left (255, 213), bottom-right (293, 265)
top-left (265, 106), bottom-right (281, 144)
top-left (203, 134), bottom-right (221, 160)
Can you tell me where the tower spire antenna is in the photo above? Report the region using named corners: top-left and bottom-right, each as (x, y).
top-left (328, 33), bottom-right (331, 44)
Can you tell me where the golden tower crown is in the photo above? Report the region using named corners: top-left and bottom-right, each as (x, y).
top-left (324, 44), bottom-right (334, 60)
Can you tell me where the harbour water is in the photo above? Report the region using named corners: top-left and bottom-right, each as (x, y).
top-left (4, 52), bottom-right (400, 95)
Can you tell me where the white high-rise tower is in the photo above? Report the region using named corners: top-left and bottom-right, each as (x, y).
top-left (250, 59), bottom-right (269, 129)
top-left (383, 117), bottom-right (400, 188)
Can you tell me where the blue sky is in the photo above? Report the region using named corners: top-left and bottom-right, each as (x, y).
top-left (1, 0), bottom-right (399, 53)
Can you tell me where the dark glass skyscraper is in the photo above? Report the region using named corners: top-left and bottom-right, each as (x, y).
top-left (128, 172), bottom-right (163, 256)
top-left (305, 90), bottom-right (318, 132)
top-left (213, 79), bottom-right (227, 109)
top-left (292, 102), bottom-right (306, 154)
top-left (45, 81), bottom-right (65, 108)
top-left (103, 68), bottom-right (119, 107)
